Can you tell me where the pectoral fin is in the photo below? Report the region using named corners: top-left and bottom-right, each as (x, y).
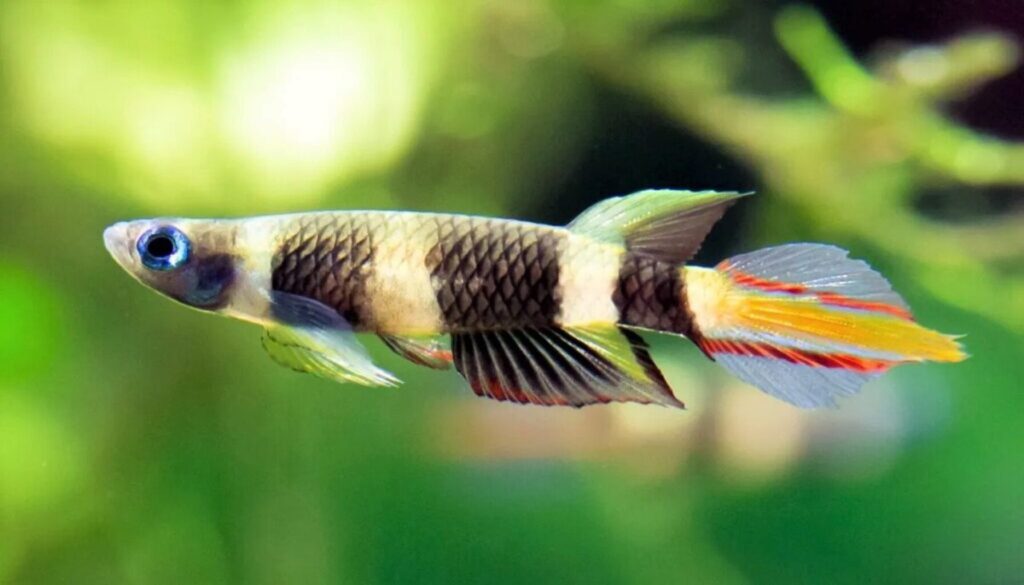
top-left (262, 291), bottom-right (400, 387)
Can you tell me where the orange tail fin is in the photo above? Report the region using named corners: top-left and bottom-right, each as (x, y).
top-left (684, 244), bottom-right (966, 408)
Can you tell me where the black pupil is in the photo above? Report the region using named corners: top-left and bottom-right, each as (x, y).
top-left (146, 235), bottom-right (176, 258)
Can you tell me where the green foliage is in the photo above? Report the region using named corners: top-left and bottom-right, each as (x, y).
top-left (1, 1), bottom-right (1021, 583)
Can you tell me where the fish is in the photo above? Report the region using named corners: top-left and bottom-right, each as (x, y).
top-left (103, 190), bottom-right (967, 409)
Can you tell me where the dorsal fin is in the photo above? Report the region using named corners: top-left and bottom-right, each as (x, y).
top-left (567, 190), bottom-right (749, 264)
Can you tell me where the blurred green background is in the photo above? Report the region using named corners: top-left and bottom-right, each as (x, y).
top-left (2, 0), bottom-right (1022, 583)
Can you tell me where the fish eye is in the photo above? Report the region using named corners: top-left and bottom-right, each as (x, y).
top-left (137, 226), bottom-right (191, 271)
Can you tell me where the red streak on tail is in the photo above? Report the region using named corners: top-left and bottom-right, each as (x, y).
top-left (720, 261), bottom-right (809, 294)
top-left (700, 339), bottom-right (894, 374)
top-left (718, 263), bottom-right (915, 321)
top-left (814, 293), bottom-right (914, 320)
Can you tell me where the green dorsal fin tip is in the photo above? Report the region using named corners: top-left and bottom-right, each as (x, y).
top-left (568, 189), bottom-right (751, 264)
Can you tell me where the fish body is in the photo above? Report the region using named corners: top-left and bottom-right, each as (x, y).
top-left (104, 190), bottom-right (966, 409)
top-left (266, 211), bottom-right (678, 335)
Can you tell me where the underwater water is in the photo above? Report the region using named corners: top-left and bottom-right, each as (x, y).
top-left (1, 0), bottom-right (1022, 583)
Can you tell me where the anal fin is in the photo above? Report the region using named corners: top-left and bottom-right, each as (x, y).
top-left (619, 328), bottom-right (674, 398)
top-left (451, 326), bottom-right (683, 409)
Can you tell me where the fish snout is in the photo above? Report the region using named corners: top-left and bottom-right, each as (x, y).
top-left (103, 222), bottom-right (135, 268)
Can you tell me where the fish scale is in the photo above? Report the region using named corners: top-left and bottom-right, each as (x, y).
top-left (613, 253), bottom-right (691, 334)
top-left (272, 213), bottom-right (380, 327)
top-left (426, 215), bottom-right (564, 332)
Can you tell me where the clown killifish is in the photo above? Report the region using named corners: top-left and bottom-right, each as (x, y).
top-left (103, 190), bottom-right (966, 409)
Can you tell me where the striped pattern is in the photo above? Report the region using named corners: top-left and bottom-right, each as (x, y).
top-left (684, 243), bottom-right (966, 407)
top-left (264, 211), bottom-right (692, 407)
top-left (698, 338), bottom-right (893, 374)
top-left (269, 212), bottom-right (668, 335)
top-left (721, 260), bottom-right (915, 320)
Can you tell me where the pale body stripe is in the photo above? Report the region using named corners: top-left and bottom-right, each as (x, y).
top-left (221, 217), bottom-right (277, 326)
top-left (555, 232), bottom-right (624, 328)
top-left (364, 214), bottom-right (445, 335)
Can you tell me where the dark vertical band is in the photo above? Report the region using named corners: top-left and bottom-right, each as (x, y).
top-left (425, 218), bottom-right (564, 331)
top-left (271, 214), bottom-right (377, 328)
top-left (613, 252), bottom-right (691, 335)
top-left (181, 254), bottom-right (236, 309)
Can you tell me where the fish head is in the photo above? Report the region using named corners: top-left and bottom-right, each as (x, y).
top-left (104, 218), bottom-right (242, 312)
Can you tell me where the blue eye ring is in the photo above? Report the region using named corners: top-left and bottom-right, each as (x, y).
top-left (137, 226), bottom-right (191, 271)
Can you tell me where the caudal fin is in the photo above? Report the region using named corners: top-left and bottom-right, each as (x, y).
top-left (684, 244), bottom-right (967, 408)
